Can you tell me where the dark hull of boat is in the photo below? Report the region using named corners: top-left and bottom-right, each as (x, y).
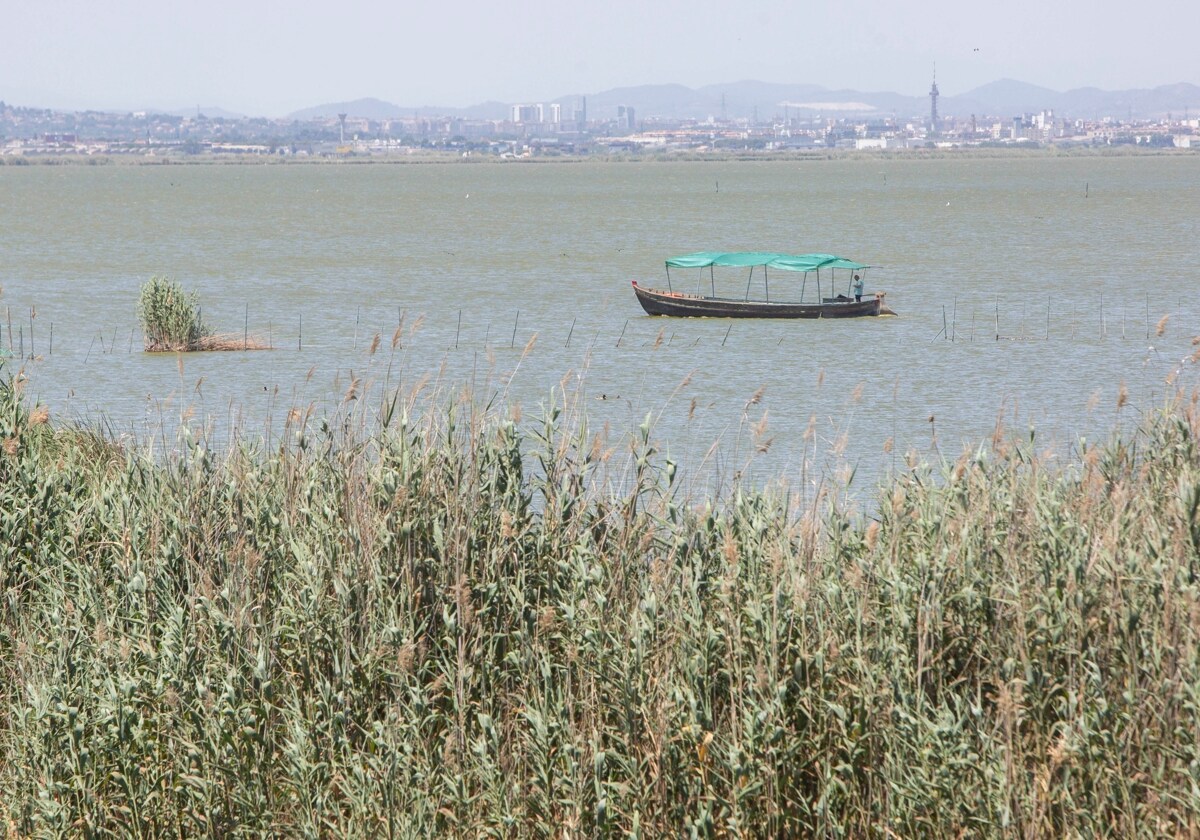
top-left (631, 282), bottom-right (885, 319)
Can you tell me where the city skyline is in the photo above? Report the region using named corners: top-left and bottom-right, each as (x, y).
top-left (5, 77), bottom-right (1200, 126)
top-left (6, 76), bottom-right (1197, 160)
top-left (3, 0), bottom-right (1197, 118)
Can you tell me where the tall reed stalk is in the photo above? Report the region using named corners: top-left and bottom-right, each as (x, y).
top-left (1, 359), bottom-right (1199, 837)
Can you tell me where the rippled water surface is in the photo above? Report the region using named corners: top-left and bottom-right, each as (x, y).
top-left (3, 156), bottom-right (1199, 491)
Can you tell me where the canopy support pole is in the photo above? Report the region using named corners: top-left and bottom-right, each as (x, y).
top-left (744, 267), bottom-right (754, 301)
top-left (765, 266), bottom-right (769, 301)
top-left (816, 269), bottom-right (821, 303)
top-left (666, 266), bottom-right (672, 292)
top-left (801, 273), bottom-right (807, 303)
top-left (710, 265), bottom-right (715, 298)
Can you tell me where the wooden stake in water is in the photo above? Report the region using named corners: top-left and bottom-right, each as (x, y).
top-left (994, 298), bottom-right (1000, 341)
top-left (49, 323), bottom-right (53, 355)
top-left (28, 307), bottom-right (35, 357)
top-left (565, 317), bottom-right (576, 348)
top-left (510, 310), bottom-right (520, 348)
top-left (244, 303), bottom-right (249, 351)
top-left (951, 297), bottom-right (957, 342)
top-left (722, 323), bottom-right (732, 346)
top-left (616, 318), bottom-right (629, 347)
top-left (455, 309), bottom-right (461, 349)
top-left (943, 305), bottom-right (949, 341)
top-left (298, 314), bottom-right (303, 350)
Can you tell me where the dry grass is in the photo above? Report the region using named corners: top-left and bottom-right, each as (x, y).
top-left (145, 333), bottom-right (271, 353)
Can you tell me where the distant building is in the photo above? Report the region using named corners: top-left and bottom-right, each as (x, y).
top-left (618, 105), bottom-right (636, 131)
top-left (929, 69), bottom-right (940, 135)
top-left (548, 103), bottom-right (561, 124)
top-left (510, 104), bottom-right (543, 124)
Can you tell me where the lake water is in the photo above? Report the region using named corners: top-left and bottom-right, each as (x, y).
top-left (2, 155), bottom-right (1199, 496)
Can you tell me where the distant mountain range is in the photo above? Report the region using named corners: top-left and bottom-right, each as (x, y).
top-left (166, 106), bottom-right (247, 120)
top-left (285, 98), bottom-right (511, 122)
top-left (288, 79), bottom-right (1200, 123)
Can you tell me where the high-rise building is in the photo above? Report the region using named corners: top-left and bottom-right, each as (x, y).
top-left (929, 68), bottom-right (940, 135)
top-left (510, 104), bottom-right (544, 124)
top-left (548, 103), bottom-right (561, 124)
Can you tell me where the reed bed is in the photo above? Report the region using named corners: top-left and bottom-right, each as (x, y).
top-left (2, 359), bottom-right (1199, 838)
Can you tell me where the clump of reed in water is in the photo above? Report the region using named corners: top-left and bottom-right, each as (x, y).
top-left (136, 275), bottom-right (211, 351)
top-left (136, 276), bottom-right (267, 351)
top-left (1, 358), bottom-right (1199, 837)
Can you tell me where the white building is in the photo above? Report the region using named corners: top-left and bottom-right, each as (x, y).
top-left (510, 104), bottom-right (544, 124)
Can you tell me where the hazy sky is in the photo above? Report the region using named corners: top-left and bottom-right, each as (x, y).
top-left (2, 0), bottom-right (1195, 116)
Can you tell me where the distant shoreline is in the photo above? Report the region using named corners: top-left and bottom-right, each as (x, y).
top-left (1, 146), bottom-right (1194, 166)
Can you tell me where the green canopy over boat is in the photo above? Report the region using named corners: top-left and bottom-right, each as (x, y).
top-left (665, 251), bottom-right (869, 272)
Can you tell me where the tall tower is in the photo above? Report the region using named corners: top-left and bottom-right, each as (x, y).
top-left (929, 67), bottom-right (940, 135)
top-left (338, 113), bottom-right (348, 145)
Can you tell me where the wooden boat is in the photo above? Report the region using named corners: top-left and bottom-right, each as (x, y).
top-left (632, 251), bottom-right (894, 319)
top-left (632, 283), bottom-right (887, 318)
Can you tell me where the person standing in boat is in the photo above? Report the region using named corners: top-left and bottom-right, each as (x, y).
top-left (853, 274), bottom-right (864, 302)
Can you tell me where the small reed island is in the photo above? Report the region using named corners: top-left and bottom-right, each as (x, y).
top-left (137, 275), bottom-right (267, 352)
